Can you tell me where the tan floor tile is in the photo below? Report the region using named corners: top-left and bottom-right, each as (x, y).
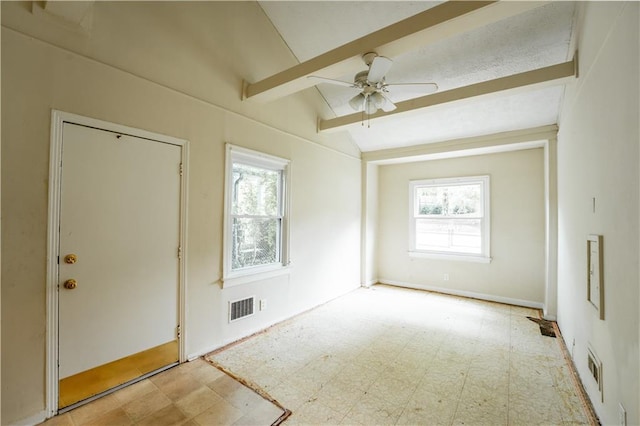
top-left (193, 399), bottom-right (245, 425)
top-left (82, 407), bottom-right (133, 426)
top-left (188, 361), bottom-right (226, 384)
top-left (150, 366), bottom-right (184, 388)
top-left (122, 389), bottom-right (171, 422)
top-left (136, 404), bottom-right (187, 426)
top-left (68, 394), bottom-right (122, 426)
top-left (231, 398), bottom-right (285, 426)
top-left (228, 386), bottom-right (269, 412)
top-left (207, 374), bottom-right (244, 396)
top-left (175, 385), bottom-right (223, 418)
top-left (112, 379), bottom-right (158, 404)
top-left (158, 372), bottom-right (204, 402)
top-left (39, 413), bottom-right (74, 426)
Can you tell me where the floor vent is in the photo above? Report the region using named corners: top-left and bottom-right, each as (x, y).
top-left (229, 296), bottom-right (255, 322)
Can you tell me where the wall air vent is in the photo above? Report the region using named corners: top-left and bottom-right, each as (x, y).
top-left (587, 345), bottom-right (603, 402)
top-left (229, 296), bottom-right (255, 322)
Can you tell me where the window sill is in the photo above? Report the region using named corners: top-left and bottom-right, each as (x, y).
top-left (222, 265), bottom-right (290, 288)
top-left (408, 251), bottom-right (492, 263)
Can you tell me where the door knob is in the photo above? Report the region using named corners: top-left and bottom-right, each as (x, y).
top-left (63, 279), bottom-right (77, 290)
top-left (64, 254), bottom-right (78, 264)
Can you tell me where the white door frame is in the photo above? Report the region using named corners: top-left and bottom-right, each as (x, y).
top-left (45, 110), bottom-right (189, 417)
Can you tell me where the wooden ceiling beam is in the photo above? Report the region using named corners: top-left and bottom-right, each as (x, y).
top-left (244, 1), bottom-right (551, 102)
top-left (318, 58), bottom-right (577, 133)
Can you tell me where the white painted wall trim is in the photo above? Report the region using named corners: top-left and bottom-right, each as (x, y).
top-left (46, 110), bottom-right (189, 418)
top-left (543, 138), bottom-right (558, 320)
top-left (363, 125), bottom-right (556, 164)
top-left (378, 279), bottom-right (545, 310)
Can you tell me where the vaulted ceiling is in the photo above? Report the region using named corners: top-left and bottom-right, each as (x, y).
top-left (250, 1), bottom-right (577, 153)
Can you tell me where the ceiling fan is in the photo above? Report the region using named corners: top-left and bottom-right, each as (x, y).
top-left (309, 52), bottom-right (438, 116)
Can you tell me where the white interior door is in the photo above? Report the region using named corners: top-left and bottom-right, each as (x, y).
top-left (58, 123), bottom-right (181, 379)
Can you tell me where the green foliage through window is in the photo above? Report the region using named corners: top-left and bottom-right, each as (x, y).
top-left (231, 162), bottom-right (282, 270)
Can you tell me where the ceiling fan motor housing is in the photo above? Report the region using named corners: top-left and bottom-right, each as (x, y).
top-left (362, 52), bottom-right (378, 66)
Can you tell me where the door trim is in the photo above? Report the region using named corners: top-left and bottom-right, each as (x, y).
top-left (46, 110), bottom-right (189, 418)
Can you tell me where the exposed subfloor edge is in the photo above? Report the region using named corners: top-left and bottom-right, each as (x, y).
top-left (553, 321), bottom-right (601, 426)
top-left (203, 357), bottom-right (292, 426)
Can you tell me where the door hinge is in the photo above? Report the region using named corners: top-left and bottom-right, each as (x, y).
top-left (177, 246), bottom-right (182, 260)
top-left (176, 325), bottom-right (181, 339)
top-left (179, 163), bottom-right (183, 177)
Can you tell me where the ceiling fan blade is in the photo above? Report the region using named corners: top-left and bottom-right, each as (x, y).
top-left (307, 76), bottom-right (357, 88)
top-left (386, 82), bottom-right (439, 96)
top-left (367, 56), bottom-right (393, 83)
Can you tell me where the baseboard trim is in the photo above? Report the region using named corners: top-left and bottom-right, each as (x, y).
top-left (378, 279), bottom-right (544, 310)
top-left (13, 410), bottom-right (47, 425)
top-left (361, 279), bottom-right (378, 287)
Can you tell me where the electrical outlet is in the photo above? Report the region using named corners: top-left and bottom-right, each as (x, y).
top-left (443, 273), bottom-right (449, 281)
top-left (260, 299), bottom-right (267, 311)
top-left (618, 403), bottom-right (626, 426)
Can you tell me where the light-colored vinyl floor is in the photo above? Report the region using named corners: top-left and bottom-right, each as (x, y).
top-left (207, 285), bottom-right (591, 425)
top-left (41, 360), bottom-right (286, 426)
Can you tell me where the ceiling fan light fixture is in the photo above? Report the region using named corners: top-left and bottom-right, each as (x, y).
top-left (365, 95), bottom-right (378, 115)
top-left (372, 92), bottom-right (386, 109)
top-left (349, 93), bottom-right (365, 111)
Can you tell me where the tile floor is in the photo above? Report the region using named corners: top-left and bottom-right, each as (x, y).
top-left (207, 285), bottom-right (592, 425)
top-left (41, 359), bottom-right (286, 426)
top-left (42, 284), bottom-right (591, 426)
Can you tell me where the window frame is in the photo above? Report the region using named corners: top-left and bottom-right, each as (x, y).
top-left (223, 144), bottom-right (290, 287)
top-left (408, 175), bottom-right (491, 263)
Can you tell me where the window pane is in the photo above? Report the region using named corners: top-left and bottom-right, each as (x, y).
top-left (447, 184), bottom-right (481, 216)
top-left (232, 163), bottom-right (279, 216)
top-left (416, 184), bottom-right (481, 217)
top-left (416, 187), bottom-right (444, 215)
top-left (415, 218), bottom-right (482, 254)
top-left (232, 217), bottom-right (280, 270)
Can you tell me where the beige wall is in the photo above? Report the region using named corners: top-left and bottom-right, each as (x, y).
top-left (557, 2), bottom-right (639, 424)
top-left (377, 149), bottom-right (546, 305)
top-left (1, 2), bottom-right (361, 423)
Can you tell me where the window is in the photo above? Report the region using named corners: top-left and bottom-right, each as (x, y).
top-left (223, 144), bottom-right (290, 286)
top-left (409, 176), bottom-right (490, 262)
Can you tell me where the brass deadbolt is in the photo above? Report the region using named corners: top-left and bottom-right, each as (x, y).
top-left (63, 279), bottom-right (77, 290)
top-left (64, 254), bottom-right (78, 264)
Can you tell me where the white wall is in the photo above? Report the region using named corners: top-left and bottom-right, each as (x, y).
top-left (1, 2), bottom-right (361, 423)
top-left (377, 149), bottom-right (546, 306)
top-left (556, 2), bottom-right (639, 424)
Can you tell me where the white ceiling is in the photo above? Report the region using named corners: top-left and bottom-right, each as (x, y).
top-left (259, 1), bottom-right (576, 152)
